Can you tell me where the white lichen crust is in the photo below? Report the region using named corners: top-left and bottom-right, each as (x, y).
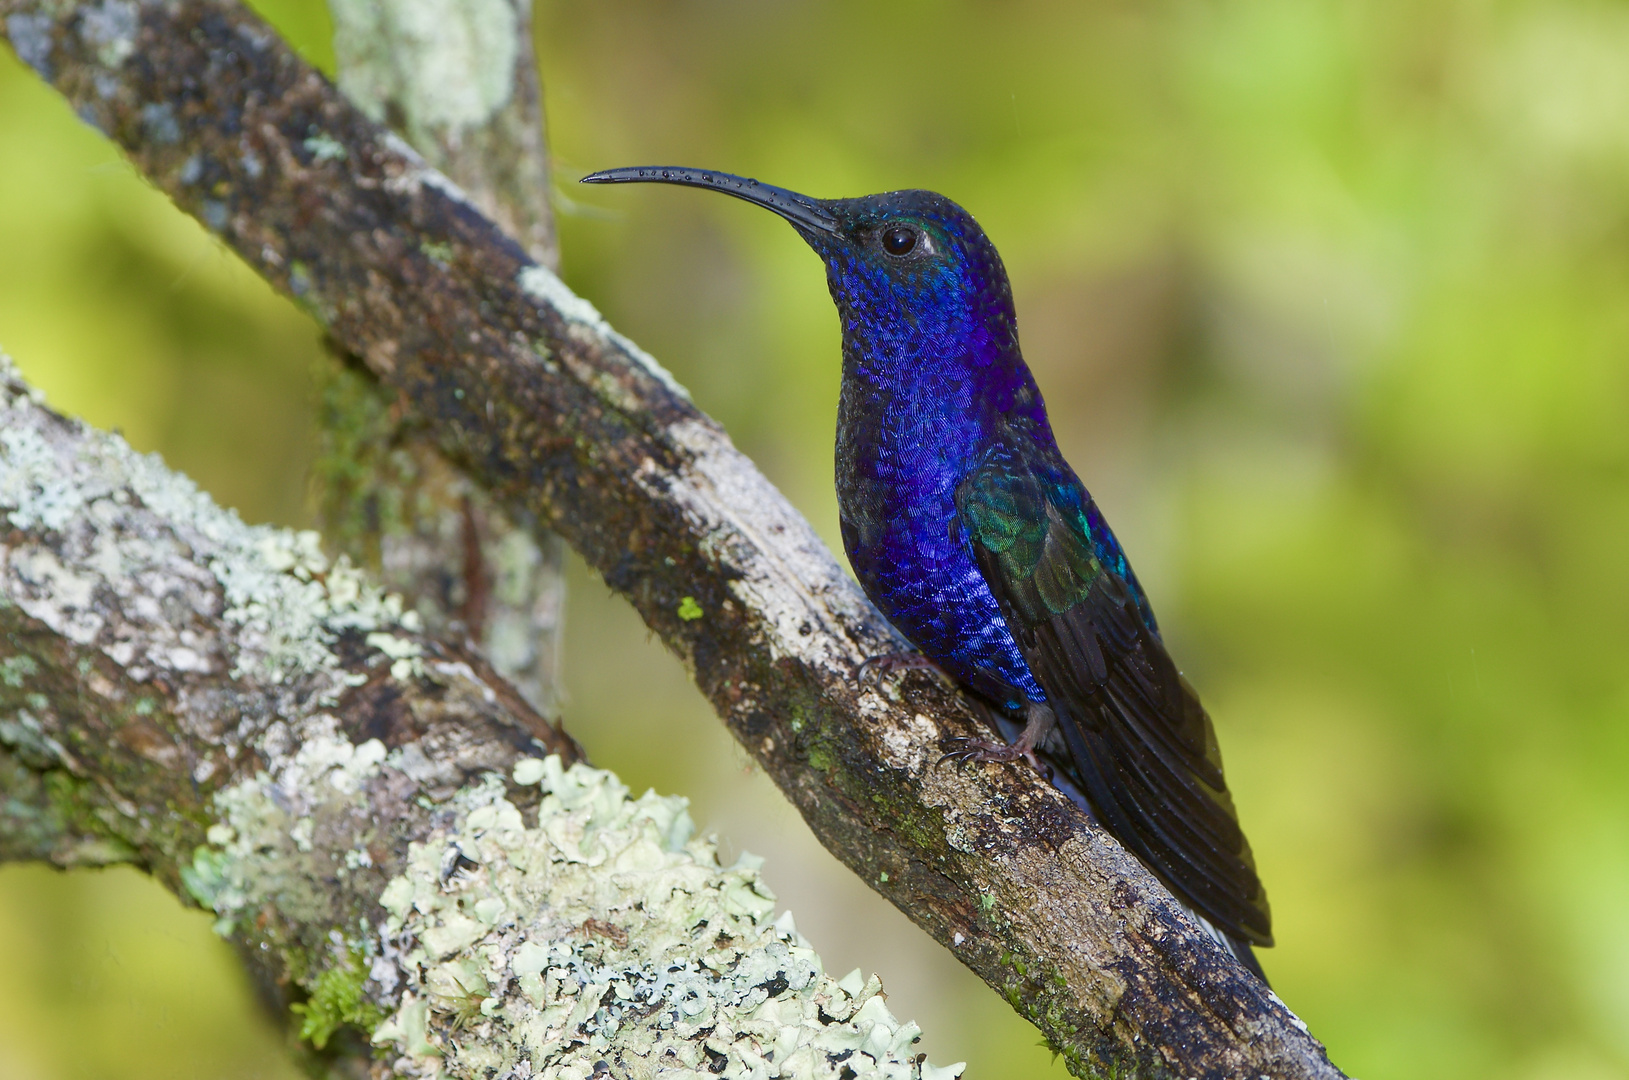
top-left (0, 352), bottom-right (419, 704)
top-left (331, 0), bottom-right (519, 139)
top-left (186, 734), bottom-right (963, 1080)
top-left (371, 758), bottom-right (964, 1080)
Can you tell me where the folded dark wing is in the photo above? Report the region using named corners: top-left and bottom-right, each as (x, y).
top-left (956, 450), bottom-right (1272, 945)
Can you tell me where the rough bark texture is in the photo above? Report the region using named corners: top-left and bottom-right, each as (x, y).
top-left (312, 0), bottom-right (566, 720)
top-left (0, 2), bottom-right (1347, 1076)
top-left (329, 0), bottom-right (558, 270)
top-left (0, 359), bottom-right (961, 1080)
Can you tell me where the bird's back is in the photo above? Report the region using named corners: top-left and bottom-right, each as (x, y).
top-left (955, 419), bottom-right (1273, 948)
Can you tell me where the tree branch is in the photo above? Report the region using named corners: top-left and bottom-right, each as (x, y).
top-left (312, 0), bottom-right (567, 722)
top-left (0, 2), bottom-right (1345, 1076)
top-left (330, 0), bottom-right (558, 270)
top-left (308, 12), bottom-right (569, 1069)
top-left (0, 358), bottom-right (960, 1079)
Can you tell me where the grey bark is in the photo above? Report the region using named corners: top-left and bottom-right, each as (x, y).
top-left (0, 2), bottom-right (1348, 1077)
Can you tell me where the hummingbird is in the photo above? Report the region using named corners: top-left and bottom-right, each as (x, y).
top-left (581, 166), bottom-right (1272, 978)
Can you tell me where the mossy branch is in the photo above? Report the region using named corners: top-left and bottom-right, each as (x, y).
top-left (0, 2), bottom-right (1347, 1076)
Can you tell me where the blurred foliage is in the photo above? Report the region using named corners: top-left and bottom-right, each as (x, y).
top-left (3, 0), bottom-right (1629, 1078)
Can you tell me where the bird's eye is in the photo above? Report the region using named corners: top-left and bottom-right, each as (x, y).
top-left (881, 226), bottom-right (919, 257)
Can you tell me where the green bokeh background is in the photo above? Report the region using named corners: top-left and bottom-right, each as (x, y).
top-left (4, 1), bottom-right (1629, 1077)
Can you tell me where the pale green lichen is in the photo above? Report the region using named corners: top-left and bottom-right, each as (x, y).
top-left (365, 631), bottom-right (426, 681)
top-left (182, 733), bottom-right (963, 1078)
top-left (305, 132), bottom-right (348, 162)
top-left (677, 596), bottom-right (704, 622)
top-left (183, 730), bottom-right (393, 935)
top-left (511, 757), bottom-right (548, 786)
top-left (330, 0), bottom-right (519, 138)
top-left (372, 757), bottom-right (965, 1079)
top-left (0, 354), bottom-right (426, 696)
top-left (0, 654), bottom-right (39, 687)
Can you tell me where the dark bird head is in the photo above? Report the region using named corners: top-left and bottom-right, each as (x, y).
top-left (580, 167), bottom-right (1023, 382)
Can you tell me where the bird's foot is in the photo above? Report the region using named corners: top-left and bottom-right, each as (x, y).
top-left (856, 651), bottom-right (955, 690)
top-left (940, 701), bottom-right (1057, 780)
top-left (940, 736), bottom-right (1052, 780)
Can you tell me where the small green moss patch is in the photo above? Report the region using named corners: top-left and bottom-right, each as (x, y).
top-left (293, 948), bottom-right (384, 1049)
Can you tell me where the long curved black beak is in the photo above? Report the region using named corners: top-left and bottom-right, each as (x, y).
top-left (580, 166), bottom-right (840, 237)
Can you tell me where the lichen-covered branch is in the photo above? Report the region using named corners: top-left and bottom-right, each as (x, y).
top-left (0, 2), bottom-right (1346, 1075)
top-left (0, 359), bottom-right (959, 1079)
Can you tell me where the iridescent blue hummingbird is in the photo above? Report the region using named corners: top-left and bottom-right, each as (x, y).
top-left (581, 167), bottom-right (1272, 977)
